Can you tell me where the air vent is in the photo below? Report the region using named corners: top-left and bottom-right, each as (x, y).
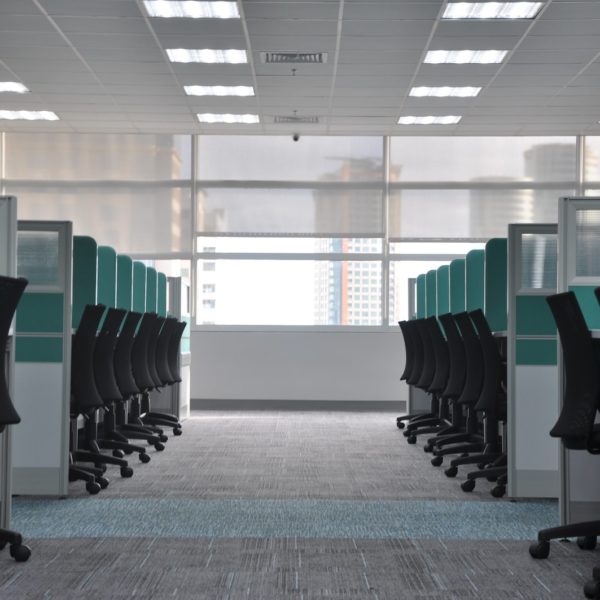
top-left (274, 115), bottom-right (320, 124)
top-left (261, 52), bottom-right (327, 64)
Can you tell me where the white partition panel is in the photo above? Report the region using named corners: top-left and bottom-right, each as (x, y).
top-left (0, 196), bottom-right (17, 529)
top-left (507, 224), bottom-right (559, 499)
top-left (558, 197), bottom-right (600, 523)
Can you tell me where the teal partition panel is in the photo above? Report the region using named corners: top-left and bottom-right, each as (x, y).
top-left (72, 236), bottom-right (97, 327)
top-left (484, 238), bottom-right (508, 331)
top-left (116, 255), bottom-right (133, 311)
top-left (132, 262), bottom-right (146, 313)
top-left (416, 274), bottom-right (426, 319)
top-left (157, 272), bottom-right (167, 317)
top-left (146, 267), bottom-right (158, 313)
top-left (466, 249), bottom-right (485, 312)
top-left (97, 246), bottom-right (117, 309)
top-left (436, 265), bottom-right (450, 315)
top-left (570, 286), bottom-right (600, 329)
top-left (425, 270), bottom-right (437, 317)
top-left (449, 259), bottom-right (466, 314)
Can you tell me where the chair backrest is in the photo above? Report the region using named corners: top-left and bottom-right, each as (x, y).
top-left (71, 303), bottom-right (106, 415)
top-left (167, 320), bottom-right (187, 383)
top-left (0, 276), bottom-right (28, 428)
top-left (547, 291), bottom-right (600, 448)
top-left (454, 311), bottom-right (484, 406)
top-left (146, 315), bottom-right (166, 387)
top-left (114, 310), bottom-right (143, 397)
top-left (415, 317), bottom-right (436, 390)
top-left (132, 312), bottom-right (159, 391)
top-left (94, 307), bottom-right (127, 402)
top-left (425, 317), bottom-right (450, 393)
top-left (405, 319), bottom-right (424, 386)
top-left (398, 320), bottom-right (415, 381)
top-left (469, 309), bottom-right (505, 415)
top-left (438, 313), bottom-right (466, 398)
top-left (156, 317), bottom-right (178, 384)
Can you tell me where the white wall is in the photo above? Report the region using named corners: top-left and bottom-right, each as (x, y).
top-left (191, 330), bottom-right (408, 403)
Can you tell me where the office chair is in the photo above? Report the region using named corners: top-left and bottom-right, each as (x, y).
top-left (529, 291), bottom-right (600, 560)
top-left (167, 320), bottom-right (187, 386)
top-left (0, 275), bottom-right (31, 562)
top-left (397, 320), bottom-right (422, 429)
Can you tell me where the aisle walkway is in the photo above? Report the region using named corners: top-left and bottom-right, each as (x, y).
top-left (2, 412), bottom-right (594, 599)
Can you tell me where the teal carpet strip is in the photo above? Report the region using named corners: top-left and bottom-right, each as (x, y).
top-left (12, 498), bottom-right (557, 540)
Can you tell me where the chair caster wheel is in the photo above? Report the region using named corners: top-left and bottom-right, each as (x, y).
top-left (98, 464), bottom-right (107, 474)
top-left (173, 428), bottom-right (182, 436)
top-left (424, 445), bottom-right (433, 453)
top-left (461, 479), bottom-right (476, 493)
top-left (397, 421), bottom-right (405, 429)
top-left (86, 481), bottom-right (101, 495)
top-left (10, 544), bottom-right (31, 562)
top-left (139, 452), bottom-right (151, 463)
top-left (403, 430), bottom-right (411, 438)
top-left (155, 442), bottom-right (165, 451)
top-left (445, 466), bottom-right (458, 478)
top-left (584, 579), bottom-right (600, 599)
top-left (486, 476), bottom-right (498, 482)
top-left (124, 449), bottom-right (134, 455)
top-left (431, 456), bottom-right (444, 467)
top-left (406, 435), bottom-right (417, 444)
top-left (478, 462), bottom-right (487, 470)
top-left (120, 466), bottom-right (134, 478)
top-left (578, 536), bottom-right (597, 551)
top-left (529, 540), bottom-right (550, 559)
top-left (112, 450), bottom-right (125, 459)
top-left (96, 476), bottom-right (110, 489)
top-left (491, 485), bottom-right (505, 498)
top-left (159, 434), bottom-right (168, 443)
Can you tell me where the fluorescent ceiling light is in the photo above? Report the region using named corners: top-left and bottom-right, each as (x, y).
top-left (425, 50), bottom-right (508, 64)
top-left (144, 1), bottom-right (239, 18)
top-left (0, 82), bottom-right (29, 94)
top-left (167, 48), bottom-right (247, 64)
top-left (398, 116), bottom-right (462, 125)
top-left (185, 85), bottom-right (254, 97)
top-left (197, 113), bottom-right (259, 124)
top-left (410, 86), bottom-right (481, 98)
top-left (443, 2), bottom-right (544, 19)
top-left (0, 110), bottom-right (58, 121)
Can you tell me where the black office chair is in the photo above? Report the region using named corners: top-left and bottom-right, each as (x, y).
top-left (0, 275), bottom-right (31, 562)
top-left (397, 320), bottom-right (425, 429)
top-left (529, 291), bottom-right (600, 560)
top-left (167, 320), bottom-right (187, 386)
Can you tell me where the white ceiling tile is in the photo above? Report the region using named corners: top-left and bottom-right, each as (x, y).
top-left (39, 0), bottom-right (142, 18)
top-left (52, 17), bottom-right (149, 35)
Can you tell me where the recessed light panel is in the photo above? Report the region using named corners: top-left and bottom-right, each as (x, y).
top-left (167, 49), bottom-right (247, 63)
top-left (410, 86), bottom-right (481, 97)
top-left (0, 110), bottom-right (58, 121)
top-left (398, 116), bottom-right (462, 125)
top-left (197, 113), bottom-right (259, 124)
top-left (443, 2), bottom-right (544, 20)
top-left (185, 85), bottom-right (254, 96)
top-left (144, 1), bottom-right (240, 19)
top-left (425, 50), bottom-right (508, 64)
top-left (0, 82), bottom-right (29, 94)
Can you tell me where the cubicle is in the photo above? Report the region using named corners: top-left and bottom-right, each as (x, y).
top-left (0, 197), bottom-right (17, 529)
top-left (507, 224), bottom-right (559, 498)
top-left (558, 197), bottom-right (600, 523)
top-left (13, 221), bottom-right (73, 496)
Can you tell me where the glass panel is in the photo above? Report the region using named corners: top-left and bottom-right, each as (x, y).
top-left (389, 260), bottom-right (451, 324)
top-left (197, 188), bottom-right (383, 235)
top-left (197, 136), bottom-right (383, 181)
top-left (390, 137), bottom-right (576, 181)
top-left (141, 259), bottom-right (191, 280)
top-left (17, 230), bottom-right (60, 287)
top-left (520, 233), bottom-right (557, 290)
top-left (5, 133), bottom-right (192, 180)
top-left (584, 138), bottom-right (600, 181)
top-left (575, 209), bottom-right (600, 277)
top-left (389, 189), bottom-right (568, 239)
top-left (9, 184), bottom-right (192, 254)
top-left (390, 241), bottom-right (485, 254)
top-left (196, 259), bottom-right (382, 325)
top-left (196, 236), bottom-right (382, 253)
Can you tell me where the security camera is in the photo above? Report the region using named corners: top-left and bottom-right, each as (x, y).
top-left (292, 133), bottom-right (300, 142)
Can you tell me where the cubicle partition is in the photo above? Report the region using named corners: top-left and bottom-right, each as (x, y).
top-left (13, 221), bottom-right (72, 495)
top-left (72, 236), bottom-right (97, 327)
top-left (0, 197), bottom-right (17, 529)
top-left (416, 274), bottom-right (426, 319)
top-left (425, 270), bottom-right (437, 317)
top-left (449, 259), bottom-right (466, 313)
top-left (146, 267), bottom-right (157, 313)
top-left (116, 255), bottom-right (134, 311)
top-left (507, 224), bottom-right (559, 499)
top-left (133, 262), bottom-right (146, 313)
top-left (98, 246), bottom-right (117, 308)
top-left (558, 197), bottom-right (600, 523)
top-left (436, 265), bottom-right (450, 316)
top-left (465, 249), bottom-right (485, 312)
top-left (484, 238), bottom-right (507, 332)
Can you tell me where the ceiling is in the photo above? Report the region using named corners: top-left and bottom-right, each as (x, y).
top-left (1, 0), bottom-right (600, 136)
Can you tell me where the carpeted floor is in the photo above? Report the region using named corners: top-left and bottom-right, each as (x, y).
top-left (2, 412), bottom-right (597, 599)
